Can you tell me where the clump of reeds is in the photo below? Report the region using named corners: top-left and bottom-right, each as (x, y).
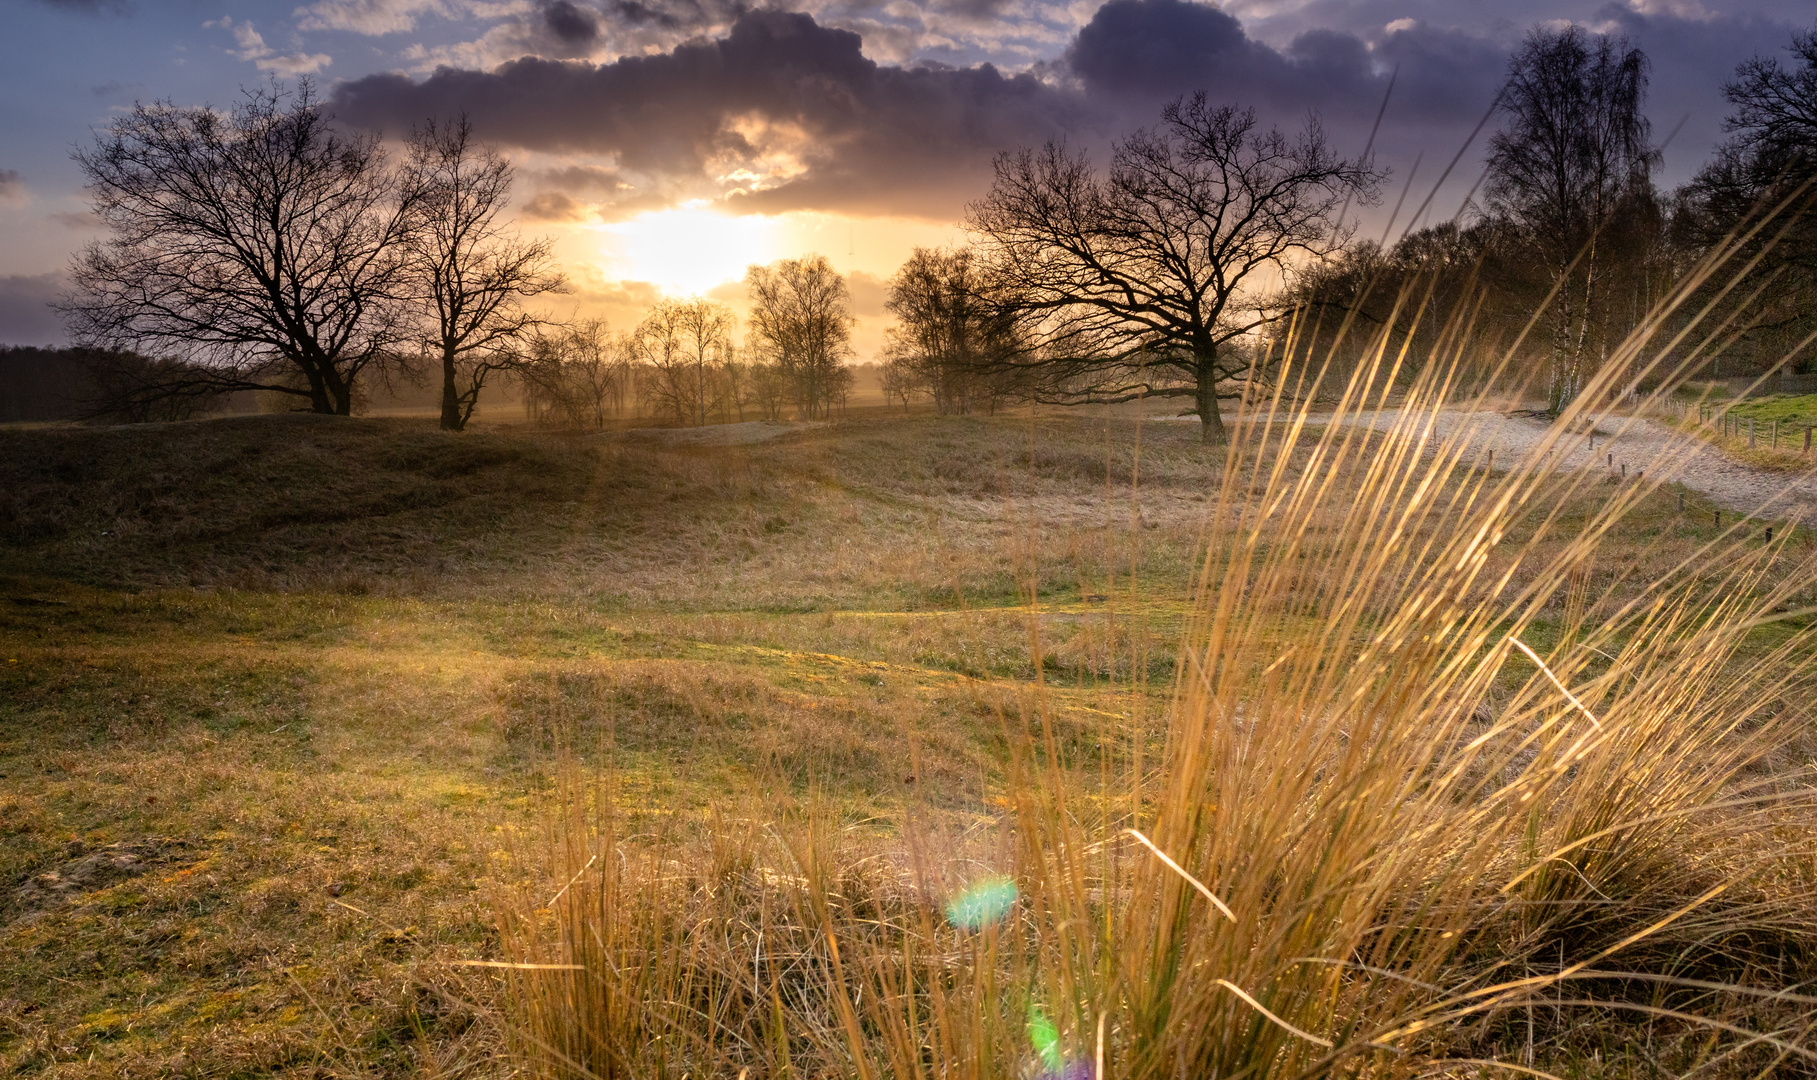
top-left (483, 229), bottom-right (1817, 1078)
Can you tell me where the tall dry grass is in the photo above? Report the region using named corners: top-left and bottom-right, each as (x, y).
top-left (483, 230), bottom-right (1817, 1078)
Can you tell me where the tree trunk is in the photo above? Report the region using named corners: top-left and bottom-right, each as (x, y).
top-left (304, 364), bottom-right (334, 415)
top-left (440, 350), bottom-right (465, 431)
top-left (314, 360), bottom-right (354, 416)
top-left (1195, 361), bottom-right (1227, 444)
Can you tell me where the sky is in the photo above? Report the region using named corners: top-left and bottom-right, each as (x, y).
top-left (1, 0), bottom-right (1812, 355)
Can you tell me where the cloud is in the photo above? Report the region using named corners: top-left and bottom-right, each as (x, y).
top-left (333, 9), bottom-right (1096, 218)
top-left (0, 170), bottom-right (26, 206)
top-left (521, 166), bottom-right (673, 221)
top-left (1065, 0), bottom-right (1274, 98)
top-left (295, 0), bottom-right (451, 35)
top-left (0, 273), bottom-right (68, 348)
top-left (520, 191), bottom-right (593, 222)
top-left (1591, 3), bottom-right (1807, 182)
top-left (541, 0), bottom-right (600, 43)
top-left (327, 0), bottom-right (1538, 222)
top-left (212, 16), bottom-right (332, 75)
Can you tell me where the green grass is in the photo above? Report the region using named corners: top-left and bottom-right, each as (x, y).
top-left (1726, 391), bottom-right (1817, 427)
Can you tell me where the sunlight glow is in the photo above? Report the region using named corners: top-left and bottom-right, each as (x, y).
top-left (594, 204), bottom-right (786, 297)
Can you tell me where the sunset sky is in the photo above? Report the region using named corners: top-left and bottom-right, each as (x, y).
top-left (2, 0), bottom-right (1811, 356)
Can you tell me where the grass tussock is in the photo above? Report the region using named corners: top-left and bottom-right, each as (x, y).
top-left (489, 281), bottom-right (1817, 1078)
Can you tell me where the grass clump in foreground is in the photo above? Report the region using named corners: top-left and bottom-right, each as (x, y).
top-left (493, 329), bottom-right (1817, 1073)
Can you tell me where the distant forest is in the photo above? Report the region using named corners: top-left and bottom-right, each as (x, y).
top-left (0, 347), bottom-right (136, 424)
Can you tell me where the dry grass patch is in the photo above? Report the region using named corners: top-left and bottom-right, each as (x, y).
top-left (2, 390), bottom-right (1814, 1077)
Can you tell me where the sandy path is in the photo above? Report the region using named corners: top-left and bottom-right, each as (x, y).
top-left (1332, 408), bottom-right (1817, 524)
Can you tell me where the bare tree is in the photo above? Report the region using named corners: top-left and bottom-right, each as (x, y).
top-left (1720, 23), bottom-right (1817, 182)
top-left (746, 361), bottom-right (791, 421)
top-left (879, 354), bottom-right (918, 412)
top-left (630, 299), bottom-right (735, 426)
top-left (62, 81), bottom-right (419, 416)
top-left (1484, 26), bottom-right (1656, 411)
top-left (883, 246), bottom-right (1022, 415)
top-left (401, 117), bottom-right (563, 431)
top-left (518, 319), bottom-right (626, 429)
top-left (967, 95), bottom-right (1383, 443)
top-left (718, 350), bottom-right (748, 422)
top-left (1677, 23), bottom-right (1817, 374)
top-left (745, 255), bottom-right (854, 420)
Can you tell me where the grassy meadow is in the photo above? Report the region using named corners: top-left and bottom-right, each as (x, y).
top-left (2, 385), bottom-right (1816, 1077)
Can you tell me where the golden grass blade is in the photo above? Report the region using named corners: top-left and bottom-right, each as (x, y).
top-left (1214, 979), bottom-right (1334, 1048)
top-left (1506, 636), bottom-right (1602, 730)
top-left (1127, 827), bottom-right (1235, 921)
top-left (548, 852), bottom-right (599, 907)
top-left (1419, 1059), bottom-right (1567, 1079)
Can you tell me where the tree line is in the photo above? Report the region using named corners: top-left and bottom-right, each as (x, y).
top-left (877, 20), bottom-right (1817, 441)
top-left (1286, 23), bottom-right (1817, 416)
top-left (56, 81), bottom-right (863, 432)
top-left (51, 20), bottom-right (1817, 442)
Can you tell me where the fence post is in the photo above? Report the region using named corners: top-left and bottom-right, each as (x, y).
top-left (1749, 418), bottom-right (1756, 447)
top-left (1806, 426), bottom-right (1812, 455)
top-left (1772, 419), bottom-right (1779, 449)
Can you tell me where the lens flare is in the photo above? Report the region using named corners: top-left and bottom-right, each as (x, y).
top-left (943, 875), bottom-right (1016, 929)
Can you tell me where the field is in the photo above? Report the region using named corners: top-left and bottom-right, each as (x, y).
top-left (2, 401), bottom-right (1815, 1078)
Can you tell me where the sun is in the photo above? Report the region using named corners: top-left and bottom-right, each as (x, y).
top-left (593, 203), bottom-right (785, 297)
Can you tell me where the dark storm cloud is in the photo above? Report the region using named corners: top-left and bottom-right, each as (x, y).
top-left (542, 0), bottom-right (601, 44)
top-left (328, 0), bottom-right (1525, 219)
top-left (333, 9), bottom-right (1095, 216)
top-left (603, 0), bottom-right (748, 32)
top-left (1371, 22), bottom-right (1509, 125)
top-left (1065, 0), bottom-right (1282, 99)
top-left (0, 273), bottom-right (67, 348)
top-left (1063, 0), bottom-right (1501, 127)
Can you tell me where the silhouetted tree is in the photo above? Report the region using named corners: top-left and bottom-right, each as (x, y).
top-left (967, 95), bottom-right (1383, 443)
top-left (63, 81), bottom-right (420, 416)
top-left (401, 116), bottom-right (563, 431)
top-left (745, 255), bottom-right (854, 420)
top-left (1676, 22), bottom-right (1817, 374)
top-left (1483, 27), bottom-right (1656, 410)
top-left (746, 360), bottom-right (791, 421)
top-left (883, 247), bottom-right (1023, 414)
top-left (518, 320), bottom-right (626, 429)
